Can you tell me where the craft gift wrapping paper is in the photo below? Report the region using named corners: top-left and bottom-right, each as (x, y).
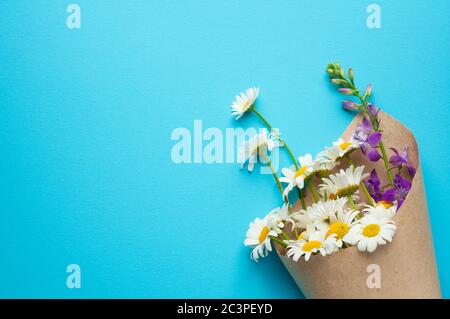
top-left (277, 111), bottom-right (441, 298)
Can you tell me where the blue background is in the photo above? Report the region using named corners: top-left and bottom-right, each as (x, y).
top-left (0, 1), bottom-right (449, 298)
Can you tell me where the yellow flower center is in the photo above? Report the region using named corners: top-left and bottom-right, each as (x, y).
top-left (301, 240), bottom-right (322, 252)
top-left (241, 100), bottom-right (252, 111)
top-left (339, 142), bottom-right (352, 151)
top-left (362, 224), bottom-right (381, 237)
top-left (258, 226), bottom-right (270, 243)
top-left (326, 221), bottom-right (349, 239)
top-left (377, 201), bottom-right (393, 209)
top-left (294, 166), bottom-right (308, 178)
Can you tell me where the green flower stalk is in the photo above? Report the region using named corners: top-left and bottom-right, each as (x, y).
top-left (327, 62), bottom-right (395, 188)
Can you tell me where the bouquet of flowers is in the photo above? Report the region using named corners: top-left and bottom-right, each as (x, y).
top-left (231, 63), bottom-right (441, 298)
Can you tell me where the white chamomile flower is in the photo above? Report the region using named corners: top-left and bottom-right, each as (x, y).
top-left (266, 204), bottom-right (297, 232)
top-left (279, 155), bottom-right (314, 199)
top-left (314, 155), bottom-right (339, 177)
top-left (297, 154), bottom-right (316, 174)
top-left (238, 128), bottom-right (280, 172)
top-left (362, 203), bottom-right (397, 221)
top-left (230, 87), bottom-right (259, 119)
top-left (346, 206), bottom-right (397, 253)
top-left (291, 210), bottom-right (314, 230)
top-left (325, 208), bottom-right (360, 250)
top-left (319, 165), bottom-right (368, 199)
top-left (286, 225), bottom-right (337, 262)
top-left (244, 215), bottom-right (280, 262)
top-left (308, 197), bottom-right (349, 223)
top-left (320, 138), bottom-right (359, 162)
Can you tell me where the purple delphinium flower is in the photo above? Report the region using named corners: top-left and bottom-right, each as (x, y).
top-left (389, 145), bottom-right (416, 177)
top-left (366, 102), bottom-right (380, 118)
top-left (393, 174), bottom-right (412, 208)
top-left (364, 169), bottom-right (382, 202)
top-left (381, 188), bottom-right (396, 203)
top-left (353, 117), bottom-right (381, 162)
top-left (365, 170), bottom-right (412, 210)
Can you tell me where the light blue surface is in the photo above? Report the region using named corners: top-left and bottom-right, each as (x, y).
top-left (0, 1), bottom-right (449, 298)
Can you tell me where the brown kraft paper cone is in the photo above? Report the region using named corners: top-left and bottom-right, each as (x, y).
top-left (277, 111), bottom-right (441, 298)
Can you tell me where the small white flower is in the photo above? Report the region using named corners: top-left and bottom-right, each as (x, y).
top-left (266, 204), bottom-right (297, 232)
top-left (230, 87), bottom-right (259, 119)
top-left (308, 198), bottom-right (349, 223)
top-left (319, 138), bottom-right (359, 162)
top-left (346, 205), bottom-right (397, 253)
top-left (238, 128), bottom-right (280, 172)
top-left (244, 214), bottom-right (279, 262)
top-left (319, 165), bottom-right (368, 199)
top-left (279, 155), bottom-right (314, 199)
top-left (362, 203), bottom-right (397, 221)
top-left (291, 210), bottom-right (314, 230)
top-left (314, 154), bottom-right (339, 177)
top-left (297, 154), bottom-right (316, 173)
top-left (325, 208), bottom-right (360, 250)
top-left (286, 225), bottom-right (337, 261)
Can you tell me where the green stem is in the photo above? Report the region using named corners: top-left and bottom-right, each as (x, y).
top-left (251, 108), bottom-right (299, 169)
top-left (270, 236), bottom-right (287, 247)
top-left (360, 181), bottom-right (375, 206)
top-left (346, 156), bottom-right (375, 206)
top-left (280, 229), bottom-right (290, 240)
top-left (298, 187), bottom-right (306, 209)
top-left (353, 92), bottom-right (394, 187)
top-left (379, 140), bottom-right (395, 186)
top-left (347, 195), bottom-right (356, 210)
top-left (307, 182), bottom-right (319, 203)
top-left (263, 156), bottom-right (285, 197)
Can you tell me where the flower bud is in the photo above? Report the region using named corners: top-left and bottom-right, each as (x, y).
top-left (331, 78), bottom-right (346, 85)
top-left (364, 84), bottom-right (372, 97)
top-left (326, 62), bottom-right (343, 78)
top-left (338, 88), bottom-right (353, 95)
top-left (348, 68), bottom-right (354, 81)
top-left (342, 100), bottom-right (358, 111)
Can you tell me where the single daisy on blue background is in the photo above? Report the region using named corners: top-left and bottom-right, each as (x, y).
top-left (230, 87), bottom-right (259, 119)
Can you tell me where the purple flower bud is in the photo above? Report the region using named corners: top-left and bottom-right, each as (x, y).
top-left (367, 103), bottom-right (380, 117)
top-left (367, 148), bottom-right (381, 162)
top-left (407, 165), bottom-right (416, 177)
top-left (338, 88), bottom-right (353, 95)
top-left (364, 84), bottom-right (372, 97)
top-left (342, 100), bottom-right (358, 111)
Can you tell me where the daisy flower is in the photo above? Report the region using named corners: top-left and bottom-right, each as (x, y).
top-left (279, 154), bottom-right (314, 199)
top-left (238, 128), bottom-right (280, 172)
top-left (362, 203), bottom-right (397, 221)
top-left (308, 197), bottom-right (349, 223)
top-left (291, 210), bottom-right (314, 230)
top-left (244, 214), bottom-right (280, 262)
top-left (346, 205), bottom-right (397, 253)
top-left (320, 138), bottom-right (359, 162)
top-left (286, 225), bottom-right (337, 261)
top-left (313, 155), bottom-right (339, 178)
top-left (319, 165), bottom-right (368, 199)
top-left (230, 87), bottom-right (259, 119)
top-left (266, 204), bottom-right (297, 232)
top-left (325, 208), bottom-right (360, 249)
